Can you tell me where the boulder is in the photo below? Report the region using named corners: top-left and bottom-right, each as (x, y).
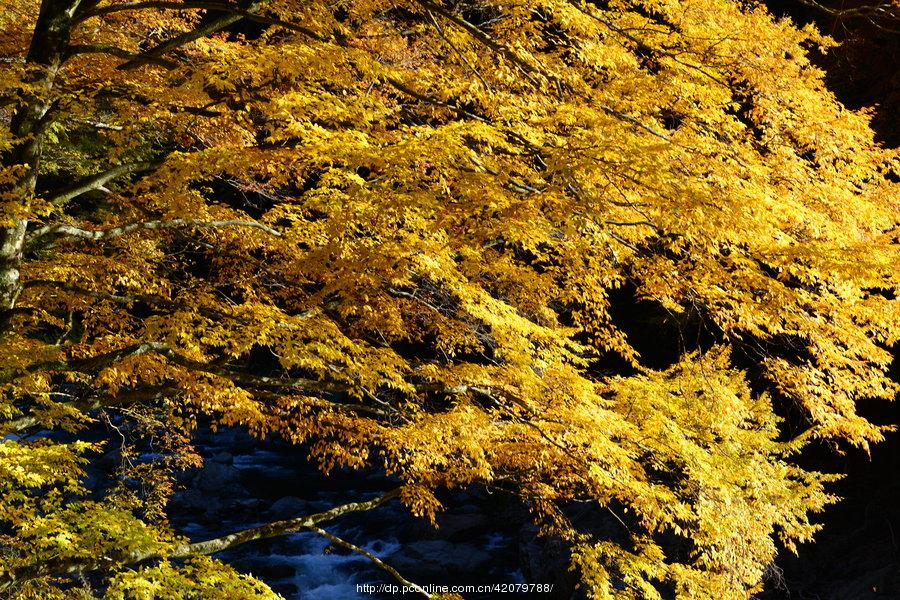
top-left (210, 452), bottom-right (233, 464)
top-left (389, 540), bottom-right (492, 578)
top-left (268, 496), bottom-right (310, 519)
top-left (435, 513), bottom-right (491, 541)
top-left (172, 460), bottom-right (247, 516)
top-left (196, 460), bottom-right (244, 494)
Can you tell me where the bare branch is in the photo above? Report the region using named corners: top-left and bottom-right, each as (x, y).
top-left (27, 218), bottom-right (282, 243)
top-left (794, 0), bottom-right (900, 22)
top-left (177, 489), bottom-right (401, 555)
top-left (306, 525), bottom-right (434, 599)
top-left (47, 160), bottom-right (162, 206)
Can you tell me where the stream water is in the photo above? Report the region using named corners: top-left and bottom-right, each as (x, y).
top-left (169, 427), bottom-right (535, 599)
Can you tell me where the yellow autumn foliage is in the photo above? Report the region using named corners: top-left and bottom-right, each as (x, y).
top-left (0, 0), bottom-right (898, 597)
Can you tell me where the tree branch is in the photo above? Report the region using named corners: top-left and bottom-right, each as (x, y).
top-left (20, 279), bottom-right (149, 304)
top-left (0, 340), bottom-right (394, 428)
top-left (47, 160), bottom-right (162, 206)
top-left (71, 118), bottom-right (124, 131)
top-left (414, 0), bottom-right (542, 86)
top-left (78, 1), bottom-right (325, 39)
top-left (17, 280), bottom-right (327, 338)
top-left (94, 85), bottom-right (224, 116)
top-left (0, 342), bottom-right (332, 389)
top-left (117, 1), bottom-right (265, 70)
top-left (426, 9), bottom-right (491, 92)
top-left (794, 0), bottom-right (900, 21)
top-left (0, 339), bottom-right (534, 419)
top-left (0, 343), bottom-right (170, 385)
top-left (411, 0), bottom-right (675, 141)
top-left (3, 386), bottom-right (173, 434)
top-left (78, 0), bottom-right (235, 19)
top-left (27, 218), bottom-right (282, 243)
top-left (564, 0), bottom-right (729, 87)
top-left (66, 44), bottom-right (178, 68)
top-left (306, 525), bottom-right (434, 599)
top-left (174, 489), bottom-right (401, 555)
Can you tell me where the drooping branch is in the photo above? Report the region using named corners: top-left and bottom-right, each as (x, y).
top-left (0, 339), bottom-right (396, 425)
top-left (0, 342), bottom-right (338, 392)
top-left (596, 104), bottom-right (673, 142)
top-left (155, 344), bottom-right (350, 394)
top-left (0, 342), bottom-right (167, 385)
top-left (17, 279), bottom-right (324, 333)
top-left (564, 0), bottom-right (729, 87)
top-left (385, 78), bottom-right (491, 124)
top-left (27, 218), bottom-right (282, 243)
top-left (79, 0), bottom-right (674, 153)
top-left (77, 1), bottom-right (325, 39)
top-left (95, 85), bottom-right (224, 116)
top-left (3, 386), bottom-right (174, 434)
top-left (0, 339), bottom-right (537, 418)
top-left (47, 160), bottom-right (163, 205)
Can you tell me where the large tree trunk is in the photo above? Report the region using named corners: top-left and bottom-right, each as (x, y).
top-left (0, 0), bottom-right (80, 310)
